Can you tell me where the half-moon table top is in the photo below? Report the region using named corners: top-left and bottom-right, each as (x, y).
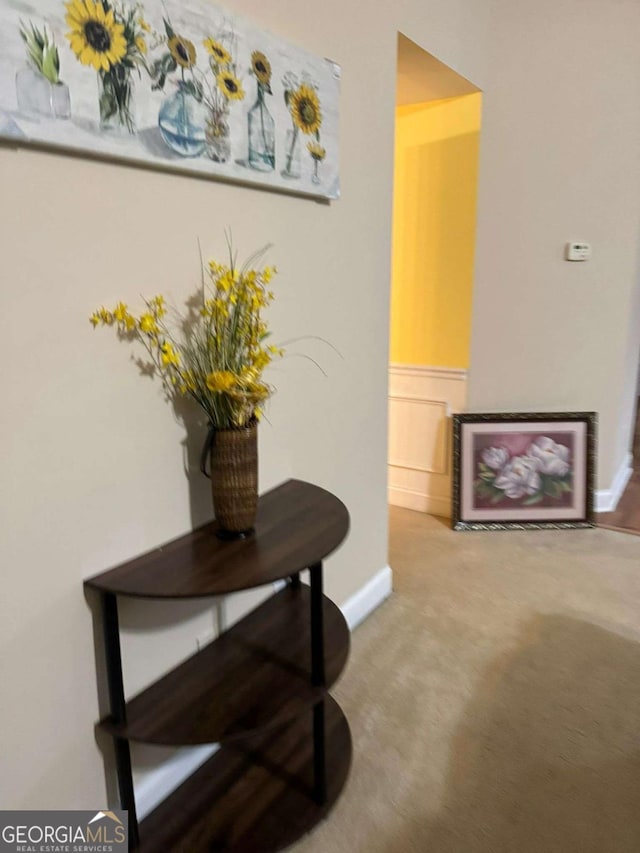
top-left (84, 479), bottom-right (349, 598)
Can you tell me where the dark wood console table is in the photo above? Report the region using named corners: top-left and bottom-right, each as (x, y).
top-left (85, 479), bottom-right (352, 851)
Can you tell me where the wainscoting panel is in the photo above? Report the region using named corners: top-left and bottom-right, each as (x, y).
top-left (388, 364), bottom-right (467, 518)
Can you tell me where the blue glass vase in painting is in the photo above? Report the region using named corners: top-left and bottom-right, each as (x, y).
top-left (158, 84), bottom-right (207, 158)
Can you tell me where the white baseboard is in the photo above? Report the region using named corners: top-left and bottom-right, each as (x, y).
top-left (595, 452), bottom-right (633, 513)
top-left (135, 744), bottom-right (218, 819)
top-left (133, 565), bottom-right (392, 818)
top-left (340, 565), bottom-right (393, 630)
top-left (388, 485), bottom-right (450, 519)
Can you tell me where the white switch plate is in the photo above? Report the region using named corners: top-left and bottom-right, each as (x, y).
top-left (566, 242), bottom-right (591, 261)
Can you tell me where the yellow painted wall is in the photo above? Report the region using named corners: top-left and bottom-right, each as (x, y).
top-left (390, 93), bottom-right (482, 368)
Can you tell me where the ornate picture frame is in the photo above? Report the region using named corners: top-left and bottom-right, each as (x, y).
top-left (452, 412), bottom-right (596, 531)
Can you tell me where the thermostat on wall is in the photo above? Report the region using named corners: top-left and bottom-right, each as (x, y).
top-left (566, 242), bottom-right (591, 261)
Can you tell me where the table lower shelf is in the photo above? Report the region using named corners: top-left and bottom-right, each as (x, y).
top-left (102, 585), bottom-right (349, 746)
top-left (136, 695), bottom-right (351, 852)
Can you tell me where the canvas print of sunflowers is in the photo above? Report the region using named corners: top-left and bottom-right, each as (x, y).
top-left (0, 0), bottom-right (340, 198)
top-left (452, 413), bottom-right (596, 530)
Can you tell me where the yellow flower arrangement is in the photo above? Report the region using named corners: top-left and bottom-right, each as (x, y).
top-left (199, 31), bottom-right (245, 154)
top-left (90, 245), bottom-right (283, 429)
top-left (65, 0), bottom-right (148, 132)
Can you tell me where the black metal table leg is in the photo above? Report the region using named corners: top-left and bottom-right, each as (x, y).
top-left (309, 562), bottom-right (325, 687)
top-left (101, 592), bottom-right (139, 849)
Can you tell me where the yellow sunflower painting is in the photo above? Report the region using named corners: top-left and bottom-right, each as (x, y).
top-left (217, 71), bottom-right (245, 101)
top-left (251, 51), bottom-right (272, 87)
top-left (307, 141), bottom-right (326, 161)
top-left (204, 38), bottom-right (231, 66)
top-left (64, 0), bottom-right (127, 72)
top-left (289, 84), bottom-right (322, 135)
top-left (168, 34), bottom-right (196, 69)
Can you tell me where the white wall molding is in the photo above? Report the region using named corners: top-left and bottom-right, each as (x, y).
top-left (388, 364), bottom-right (467, 518)
top-left (595, 452), bottom-right (633, 513)
top-left (134, 566), bottom-right (392, 819)
top-left (389, 363), bottom-right (468, 382)
top-left (388, 486), bottom-right (450, 518)
top-left (388, 398), bottom-right (449, 473)
top-left (340, 565), bottom-right (393, 630)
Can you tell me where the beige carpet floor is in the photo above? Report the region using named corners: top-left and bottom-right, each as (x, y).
top-left (293, 507), bottom-right (640, 853)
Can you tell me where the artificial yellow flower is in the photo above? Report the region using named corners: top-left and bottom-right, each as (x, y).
top-left (206, 371), bottom-right (236, 392)
top-left (217, 71), bottom-right (245, 101)
top-left (168, 35), bottom-right (196, 69)
top-left (203, 38), bottom-right (231, 65)
top-left (113, 302), bottom-right (129, 323)
top-left (91, 245), bottom-right (282, 430)
top-left (135, 36), bottom-right (147, 55)
top-left (151, 295), bottom-right (167, 317)
top-left (289, 84), bottom-right (322, 135)
top-left (139, 313), bottom-right (158, 335)
top-left (160, 342), bottom-right (180, 367)
top-left (138, 17), bottom-right (151, 33)
top-left (252, 350), bottom-right (271, 371)
top-left (213, 298), bottom-right (229, 317)
top-left (65, 0), bottom-right (127, 72)
top-left (216, 270), bottom-right (235, 292)
top-left (245, 380), bottom-right (269, 398)
top-left (251, 51), bottom-right (271, 87)
top-left (181, 370), bottom-right (197, 392)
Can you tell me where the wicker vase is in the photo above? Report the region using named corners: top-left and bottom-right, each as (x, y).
top-left (201, 419), bottom-right (258, 539)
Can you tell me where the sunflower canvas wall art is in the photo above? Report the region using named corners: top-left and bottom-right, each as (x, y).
top-left (0, 0), bottom-right (340, 199)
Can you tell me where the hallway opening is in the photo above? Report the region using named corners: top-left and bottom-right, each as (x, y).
top-left (388, 34), bottom-right (482, 519)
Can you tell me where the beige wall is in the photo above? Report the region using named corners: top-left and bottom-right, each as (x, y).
top-left (5, 0), bottom-right (640, 814)
top-left (469, 0), bottom-right (640, 488)
top-left (0, 0), bottom-right (490, 810)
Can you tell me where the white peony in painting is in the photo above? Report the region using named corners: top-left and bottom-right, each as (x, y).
top-left (475, 433), bottom-right (574, 508)
top-left (454, 414), bottom-right (594, 529)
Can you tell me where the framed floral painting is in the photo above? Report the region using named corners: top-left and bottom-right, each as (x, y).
top-left (452, 412), bottom-right (596, 530)
top-left (0, 0), bottom-right (340, 199)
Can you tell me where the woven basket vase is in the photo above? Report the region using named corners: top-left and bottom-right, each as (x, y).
top-left (209, 420), bottom-right (258, 537)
